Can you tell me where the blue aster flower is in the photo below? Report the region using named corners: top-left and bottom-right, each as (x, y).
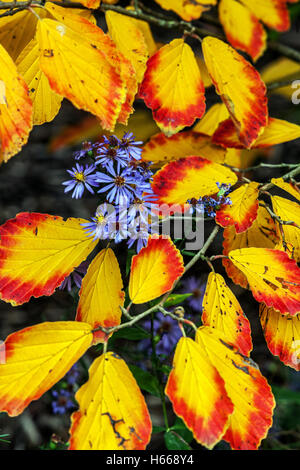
top-left (59, 260), bottom-right (89, 292)
top-left (96, 166), bottom-right (137, 204)
top-left (180, 276), bottom-right (206, 312)
top-left (119, 132), bottom-right (143, 160)
top-left (62, 163), bottom-right (98, 199)
top-left (51, 389), bottom-right (76, 415)
top-left (81, 203), bottom-right (117, 241)
top-left (96, 135), bottom-right (128, 171)
top-left (138, 312), bottom-right (182, 356)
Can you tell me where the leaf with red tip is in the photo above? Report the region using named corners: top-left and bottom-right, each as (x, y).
top-left (165, 337), bottom-right (234, 449)
top-left (76, 248), bottom-right (125, 344)
top-left (228, 248), bottom-right (300, 315)
top-left (69, 352), bottom-right (152, 450)
top-left (0, 321), bottom-right (93, 416)
top-left (202, 273), bottom-right (252, 355)
top-left (0, 213), bottom-right (98, 306)
top-left (193, 102), bottom-right (229, 136)
top-left (196, 326), bottom-right (275, 450)
top-left (239, 0), bottom-right (290, 32)
top-left (129, 236), bottom-right (184, 304)
top-left (216, 182), bottom-right (260, 233)
top-left (259, 303), bottom-right (300, 371)
top-left (202, 36), bottom-right (268, 148)
top-left (139, 38), bottom-right (206, 136)
top-left (142, 130), bottom-right (226, 168)
top-left (222, 206), bottom-right (280, 289)
top-left (151, 156), bottom-right (237, 211)
top-left (219, 0), bottom-right (266, 62)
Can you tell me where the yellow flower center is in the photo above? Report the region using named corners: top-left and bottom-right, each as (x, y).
top-left (74, 171), bottom-right (85, 182)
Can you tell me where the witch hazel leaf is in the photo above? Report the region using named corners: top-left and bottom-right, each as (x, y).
top-left (222, 206), bottom-right (280, 289)
top-left (0, 321), bottom-right (93, 417)
top-left (228, 248), bottom-right (300, 315)
top-left (219, 0), bottom-right (267, 62)
top-left (193, 102), bottom-right (229, 136)
top-left (239, 0), bottom-right (290, 32)
top-left (76, 248), bottom-right (125, 344)
top-left (165, 337), bottom-right (234, 449)
top-left (142, 131), bottom-right (226, 168)
top-left (202, 272), bottom-right (252, 355)
top-left (271, 178), bottom-right (300, 203)
top-left (259, 303), bottom-right (300, 371)
top-left (215, 182), bottom-right (260, 233)
top-left (151, 156), bottom-right (237, 210)
top-left (129, 236), bottom-right (184, 304)
top-left (153, 0), bottom-right (217, 21)
top-left (196, 326), bottom-right (275, 450)
top-left (202, 36), bottom-right (268, 148)
top-left (271, 196), bottom-right (300, 262)
top-left (36, 17), bottom-right (127, 131)
top-left (0, 213), bottom-right (98, 306)
top-left (213, 117), bottom-right (300, 149)
top-left (0, 42), bottom-right (32, 163)
top-left (139, 38), bottom-right (206, 136)
top-left (69, 352), bottom-right (152, 450)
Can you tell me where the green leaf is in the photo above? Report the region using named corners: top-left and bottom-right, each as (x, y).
top-left (170, 417), bottom-right (194, 443)
top-left (164, 293), bottom-right (192, 307)
top-left (272, 385), bottom-right (300, 405)
top-left (152, 425), bottom-right (165, 434)
top-left (164, 430), bottom-right (192, 450)
top-left (128, 364), bottom-right (161, 397)
top-left (111, 326), bottom-right (150, 341)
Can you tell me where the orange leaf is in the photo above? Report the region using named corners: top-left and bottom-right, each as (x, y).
top-left (139, 38), bottom-right (206, 136)
top-left (69, 352), bottom-right (152, 450)
top-left (239, 0), bottom-right (290, 32)
top-left (196, 326), bottom-right (275, 450)
top-left (76, 248), bottom-right (125, 343)
top-left (0, 321), bottom-right (93, 416)
top-left (36, 17), bottom-right (126, 131)
top-left (0, 213), bottom-right (98, 306)
top-left (228, 248), bottom-right (300, 315)
top-left (165, 337), bottom-right (234, 449)
top-left (151, 156), bottom-right (237, 211)
top-left (0, 42), bottom-right (32, 163)
top-left (222, 206), bottom-right (280, 289)
top-left (153, 0), bottom-right (217, 21)
top-left (202, 273), bottom-right (252, 355)
top-left (142, 130), bottom-right (226, 168)
top-left (129, 236), bottom-right (184, 304)
top-left (216, 182), bottom-right (260, 233)
top-left (219, 0), bottom-right (266, 61)
top-left (202, 36), bottom-right (268, 148)
top-left (260, 303), bottom-right (300, 371)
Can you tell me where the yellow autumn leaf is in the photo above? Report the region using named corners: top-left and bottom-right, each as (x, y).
top-left (0, 321), bottom-right (93, 416)
top-left (271, 178), bottom-right (300, 202)
top-left (239, 0), bottom-right (290, 32)
top-left (153, 0), bottom-right (217, 21)
top-left (193, 103), bottom-right (229, 136)
top-left (202, 272), bottom-right (252, 355)
top-left (261, 57), bottom-right (300, 99)
top-left (76, 248), bottom-right (125, 343)
top-left (69, 352), bottom-right (152, 450)
top-left (202, 36), bottom-right (268, 148)
top-left (0, 213), bottom-right (98, 306)
top-left (36, 17), bottom-right (127, 131)
top-left (272, 196), bottom-right (300, 262)
top-left (16, 38), bottom-right (63, 125)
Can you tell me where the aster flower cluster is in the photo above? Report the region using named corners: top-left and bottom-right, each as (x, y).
top-left (51, 364), bottom-right (80, 415)
top-left (188, 182), bottom-right (232, 218)
top-left (62, 133), bottom-right (157, 252)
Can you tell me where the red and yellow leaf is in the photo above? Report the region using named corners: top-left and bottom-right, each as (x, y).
top-left (142, 131), bottom-right (226, 168)
top-left (153, 0), bottom-right (217, 21)
top-left (165, 337), bottom-right (234, 449)
top-left (202, 273), bottom-right (252, 355)
top-left (129, 236), bottom-right (184, 304)
top-left (215, 182), bottom-right (260, 233)
top-left (228, 248), bottom-right (300, 315)
top-left (271, 196), bottom-right (300, 262)
top-left (0, 213), bottom-right (98, 306)
top-left (36, 17), bottom-right (126, 131)
top-left (69, 352), bottom-right (152, 450)
top-left (223, 206), bottom-right (280, 289)
top-left (213, 117), bottom-right (300, 149)
top-left (76, 248), bottom-right (125, 344)
top-left (259, 303), bottom-right (300, 371)
top-left (0, 42), bottom-right (32, 163)
top-left (151, 156), bottom-right (237, 210)
top-left (219, 0), bottom-right (266, 61)
top-left (271, 178), bottom-right (300, 202)
top-left (16, 38), bottom-right (63, 126)
top-left (202, 36), bottom-right (268, 148)
top-left (0, 321), bottom-right (93, 416)
top-left (139, 38), bottom-right (206, 136)
top-left (239, 0), bottom-right (290, 32)
top-left (196, 326), bottom-right (275, 450)
top-left (193, 102), bottom-right (229, 136)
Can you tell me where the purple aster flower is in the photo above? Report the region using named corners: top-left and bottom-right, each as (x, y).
top-left (51, 389), bottom-right (76, 415)
top-left (96, 166), bottom-right (136, 204)
top-left (180, 276), bottom-right (206, 312)
top-left (73, 141), bottom-right (101, 160)
top-left (96, 135), bottom-right (128, 171)
top-left (138, 312), bottom-right (182, 356)
top-left (81, 203), bottom-right (117, 241)
top-left (119, 132), bottom-right (143, 160)
top-left (62, 163), bottom-right (98, 199)
top-left (59, 260), bottom-right (89, 292)
top-left (65, 364), bottom-right (80, 386)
